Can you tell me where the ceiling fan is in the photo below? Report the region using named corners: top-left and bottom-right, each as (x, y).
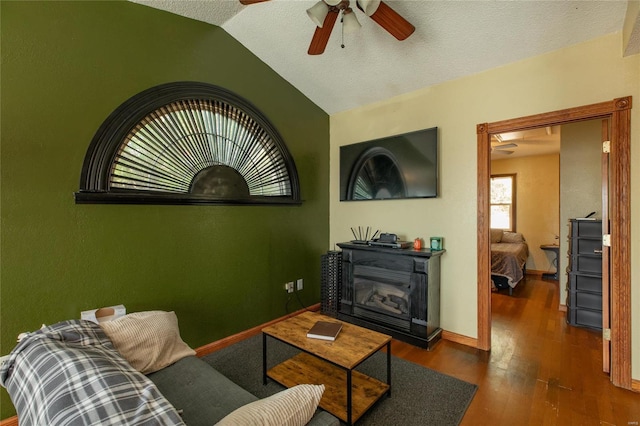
top-left (491, 141), bottom-right (518, 155)
top-left (239, 0), bottom-right (415, 55)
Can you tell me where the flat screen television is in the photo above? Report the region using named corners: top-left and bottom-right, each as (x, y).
top-left (340, 127), bottom-right (438, 201)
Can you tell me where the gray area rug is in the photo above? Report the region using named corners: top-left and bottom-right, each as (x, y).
top-left (203, 335), bottom-right (477, 425)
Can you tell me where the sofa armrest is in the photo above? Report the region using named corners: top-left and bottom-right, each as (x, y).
top-left (148, 356), bottom-right (257, 426)
top-left (149, 355), bottom-right (340, 426)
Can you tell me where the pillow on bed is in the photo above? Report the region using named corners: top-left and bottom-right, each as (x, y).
top-left (100, 310), bottom-right (195, 374)
top-left (490, 229), bottom-right (503, 243)
top-left (501, 231), bottom-right (525, 243)
top-left (216, 384), bottom-right (325, 426)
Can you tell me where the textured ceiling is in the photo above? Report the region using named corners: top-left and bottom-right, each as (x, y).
top-left (131, 0), bottom-right (633, 115)
top-left (491, 126), bottom-right (561, 160)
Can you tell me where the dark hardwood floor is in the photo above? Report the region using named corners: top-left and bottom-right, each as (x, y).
top-left (389, 275), bottom-right (640, 425)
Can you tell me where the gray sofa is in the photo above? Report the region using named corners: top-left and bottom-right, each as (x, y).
top-left (148, 355), bottom-right (340, 426)
top-left (1, 318), bottom-right (339, 426)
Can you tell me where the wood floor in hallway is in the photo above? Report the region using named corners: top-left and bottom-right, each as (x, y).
top-left (389, 275), bottom-right (640, 425)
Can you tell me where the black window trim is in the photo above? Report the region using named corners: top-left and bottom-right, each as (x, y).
top-left (75, 81), bottom-right (301, 206)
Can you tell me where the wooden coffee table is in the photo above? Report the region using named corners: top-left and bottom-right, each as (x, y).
top-left (262, 311), bottom-right (391, 425)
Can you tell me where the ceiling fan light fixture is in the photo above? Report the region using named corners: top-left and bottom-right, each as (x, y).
top-left (324, 0), bottom-right (343, 6)
top-left (342, 8), bottom-right (361, 33)
top-left (307, 1), bottom-right (330, 27)
top-left (356, 0), bottom-right (381, 16)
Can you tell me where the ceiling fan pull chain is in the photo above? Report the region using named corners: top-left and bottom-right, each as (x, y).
top-left (341, 13), bottom-right (345, 48)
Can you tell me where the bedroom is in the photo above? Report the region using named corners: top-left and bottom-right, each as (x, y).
top-left (489, 119), bottom-right (603, 298)
top-left (2, 0), bottom-right (639, 421)
top-left (488, 120), bottom-right (604, 323)
top-left (490, 126), bottom-right (561, 293)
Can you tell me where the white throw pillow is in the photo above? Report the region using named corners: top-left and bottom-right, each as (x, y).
top-left (490, 229), bottom-right (503, 243)
top-left (216, 384), bottom-right (325, 426)
top-left (100, 310), bottom-right (195, 374)
top-left (501, 231), bottom-right (525, 243)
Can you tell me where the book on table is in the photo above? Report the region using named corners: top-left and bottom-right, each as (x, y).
top-left (307, 321), bottom-right (343, 341)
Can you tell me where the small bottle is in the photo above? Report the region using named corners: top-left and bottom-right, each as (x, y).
top-left (413, 238), bottom-right (422, 250)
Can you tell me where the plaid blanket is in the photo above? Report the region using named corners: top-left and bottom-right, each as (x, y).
top-left (0, 320), bottom-right (185, 426)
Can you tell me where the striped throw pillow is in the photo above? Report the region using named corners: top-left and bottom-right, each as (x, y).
top-left (100, 310), bottom-right (195, 374)
top-left (216, 384), bottom-right (325, 426)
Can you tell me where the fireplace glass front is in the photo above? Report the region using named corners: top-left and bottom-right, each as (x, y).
top-left (352, 266), bottom-right (412, 332)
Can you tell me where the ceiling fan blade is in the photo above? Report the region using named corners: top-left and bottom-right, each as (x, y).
top-left (308, 10), bottom-right (339, 55)
top-left (495, 143), bottom-right (518, 149)
top-left (239, 0), bottom-right (270, 5)
top-left (365, 1), bottom-right (415, 41)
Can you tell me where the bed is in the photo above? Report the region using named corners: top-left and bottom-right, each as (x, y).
top-left (491, 230), bottom-right (529, 294)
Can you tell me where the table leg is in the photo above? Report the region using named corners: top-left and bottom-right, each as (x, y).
top-left (386, 341), bottom-right (392, 397)
top-left (347, 370), bottom-right (352, 425)
top-left (262, 333), bottom-right (267, 385)
top-left (541, 246), bottom-right (559, 280)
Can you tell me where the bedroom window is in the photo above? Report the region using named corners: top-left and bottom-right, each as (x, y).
top-left (75, 82), bottom-right (300, 206)
top-left (490, 174), bottom-right (516, 231)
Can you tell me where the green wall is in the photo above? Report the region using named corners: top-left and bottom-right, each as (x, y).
top-left (0, 1), bottom-right (329, 418)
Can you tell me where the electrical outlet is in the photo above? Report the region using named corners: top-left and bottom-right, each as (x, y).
top-left (296, 278), bottom-right (303, 290)
top-left (285, 282), bottom-right (294, 293)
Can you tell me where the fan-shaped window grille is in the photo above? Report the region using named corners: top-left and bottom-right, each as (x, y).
top-left (75, 82), bottom-right (301, 205)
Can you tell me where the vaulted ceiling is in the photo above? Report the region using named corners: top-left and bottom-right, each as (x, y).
top-left (131, 0), bottom-right (639, 116)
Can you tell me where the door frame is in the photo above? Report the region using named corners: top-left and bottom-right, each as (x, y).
top-left (601, 119), bottom-right (611, 373)
top-left (476, 96), bottom-right (632, 389)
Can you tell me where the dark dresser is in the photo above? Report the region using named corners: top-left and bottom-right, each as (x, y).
top-left (566, 219), bottom-right (603, 330)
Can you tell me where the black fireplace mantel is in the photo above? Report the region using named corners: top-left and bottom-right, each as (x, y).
top-left (336, 242), bottom-right (445, 259)
top-left (336, 242), bottom-right (444, 350)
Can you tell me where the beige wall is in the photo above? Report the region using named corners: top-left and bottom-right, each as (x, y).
top-left (329, 33), bottom-right (639, 379)
top-left (559, 120), bottom-right (604, 306)
top-left (491, 154), bottom-right (560, 274)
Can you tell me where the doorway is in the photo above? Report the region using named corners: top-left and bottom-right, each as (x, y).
top-left (490, 126), bottom-right (561, 282)
top-left (476, 96), bottom-right (632, 389)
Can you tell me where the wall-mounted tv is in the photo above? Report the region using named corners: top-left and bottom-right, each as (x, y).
top-left (340, 127), bottom-right (438, 201)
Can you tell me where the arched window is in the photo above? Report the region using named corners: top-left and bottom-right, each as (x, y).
top-left (75, 82), bottom-right (301, 205)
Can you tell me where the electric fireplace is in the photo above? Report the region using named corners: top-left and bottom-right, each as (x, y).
top-left (335, 242), bottom-right (443, 349)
